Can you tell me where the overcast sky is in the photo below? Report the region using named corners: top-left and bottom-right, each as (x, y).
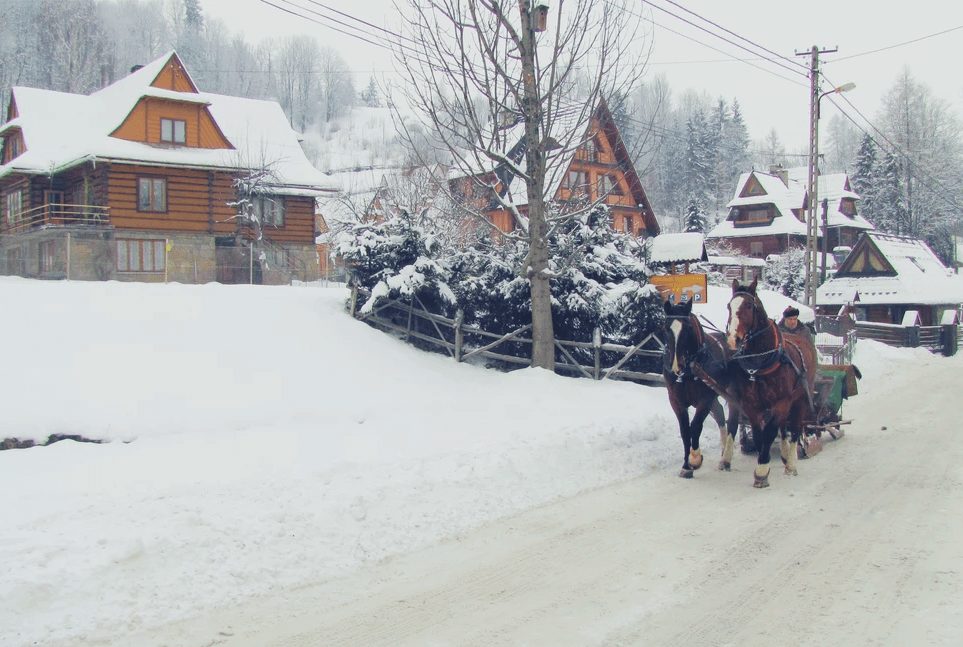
top-left (201, 0), bottom-right (963, 151)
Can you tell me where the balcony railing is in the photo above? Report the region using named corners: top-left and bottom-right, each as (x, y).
top-left (3, 204), bottom-right (111, 234)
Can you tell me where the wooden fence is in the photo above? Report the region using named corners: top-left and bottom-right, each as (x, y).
top-left (814, 315), bottom-right (858, 365)
top-left (351, 288), bottom-right (666, 385)
top-left (854, 321), bottom-right (959, 356)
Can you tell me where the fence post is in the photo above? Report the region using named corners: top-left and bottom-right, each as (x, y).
top-left (405, 297), bottom-right (414, 341)
top-left (593, 327), bottom-right (602, 380)
top-left (349, 283), bottom-right (358, 318)
top-left (941, 324), bottom-right (957, 356)
top-left (65, 232), bottom-right (71, 281)
top-left (454, 309), bottom-right (464, 363)
top-left (906, 325), bottom-right (920, 348)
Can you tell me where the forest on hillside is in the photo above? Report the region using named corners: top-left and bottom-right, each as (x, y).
top-left (2, 0), bottom-right (961, 259)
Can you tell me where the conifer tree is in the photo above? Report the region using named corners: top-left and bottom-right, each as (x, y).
top-left (852, 134), bottom-right (878, 211)
top-left (683, 197), bottom-right (708, 234)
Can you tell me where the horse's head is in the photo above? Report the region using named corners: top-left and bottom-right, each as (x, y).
top-left (726, 278), bottom-right (767, 351)
top-left (662, 299), bottom-right (701, 376)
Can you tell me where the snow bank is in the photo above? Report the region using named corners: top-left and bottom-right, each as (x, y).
top-left (0, 277), bottom-right (684, 646)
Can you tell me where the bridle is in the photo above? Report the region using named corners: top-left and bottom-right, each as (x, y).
top-left (664, 312), bottom-right (705, 382)
top-left (727, 291), bottom-right (784, 380)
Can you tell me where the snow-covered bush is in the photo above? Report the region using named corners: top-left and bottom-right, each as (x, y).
top-left (763, 247), bottom-right (806, 301)
top-left (335, 209), bottom-right (456, 317)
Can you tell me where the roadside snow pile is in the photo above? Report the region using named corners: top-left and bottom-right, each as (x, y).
top-left (0, 277), bottom-right (682, 647)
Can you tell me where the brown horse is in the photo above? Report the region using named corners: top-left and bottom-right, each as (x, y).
top-left (724, 279), bottom-right (817, 488)
top-left (662, 300), bottom-right (740, 478)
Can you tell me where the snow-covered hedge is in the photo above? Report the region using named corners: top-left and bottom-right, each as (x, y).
top-left (337, 205), bottom-right (664, 365)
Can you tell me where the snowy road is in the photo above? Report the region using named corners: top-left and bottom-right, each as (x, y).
top-left (133, 349), bottom-right (963, 647)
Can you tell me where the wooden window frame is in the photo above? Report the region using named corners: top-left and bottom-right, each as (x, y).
top-left (749, 241), bottom-right (764, 258)
top-left (160, 118), bottom-right (187, 145)
top-left (256, 196), bottom-right (286, 228)
top-left (137, 177), bottom-right (168, 213)
top-left (5, 189), bottom-right (23, 223)
top-left (117, 238), bottom-right (166, 273)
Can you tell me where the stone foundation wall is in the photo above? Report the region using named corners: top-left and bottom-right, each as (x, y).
top-left (0, 229), bottom-right (316, 285)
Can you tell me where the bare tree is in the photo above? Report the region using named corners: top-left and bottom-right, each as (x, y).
top-left (393, 0), bottom-right (648, 369)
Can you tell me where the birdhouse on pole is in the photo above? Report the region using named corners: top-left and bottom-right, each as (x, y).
top-left (533, 2), bottom-right (549, 32)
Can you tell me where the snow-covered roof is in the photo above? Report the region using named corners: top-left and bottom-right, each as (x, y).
top-left (0, 51), bottom-right (336, 193)
top-left (648, 232), bottom-right (706, 264)
top-left (707, 167), bottom-right (874, 240)
top-left (818, 232), bottom-right (963, 306)
top-left (706, 254), bottom-right (766, 267)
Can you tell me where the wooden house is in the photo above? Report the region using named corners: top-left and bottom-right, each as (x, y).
top-left (816, 231), bottom-right (963, 325)
top-left (0, 52), bottom-right (335, 284)
top-left (706, 166), bottom-right (874, 258)
top-left (450, 98), bottom-right (660, 239)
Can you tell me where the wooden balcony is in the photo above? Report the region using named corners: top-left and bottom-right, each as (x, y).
top-left (2, 204), bottom-right (111, 234)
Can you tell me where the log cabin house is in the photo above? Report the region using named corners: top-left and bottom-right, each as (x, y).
top-left (816, 231), bottom-right (963, 325)
top-left (707, 166), bottom-right (874, 259)
top-left (0, 52), bottom-right (335, 284)
top-left (449, 98), bottom-right (660, 239)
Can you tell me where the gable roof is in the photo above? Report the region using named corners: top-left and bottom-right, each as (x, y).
top-left (818, 232), bottom-right (963, 306)
top-left (0, 52), bottom-right (335, 193)
top-left (707, 167), bottom-right (874, 240)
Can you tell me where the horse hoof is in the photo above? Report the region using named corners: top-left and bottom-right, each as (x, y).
top-left (753, 465), bottom-right (770, 488)
top-left (784, 466), bottom-right (798, 476)
top-left (718, 461), bottom-right (731, 472)
top-left (689, 449), bottom-right (703, 470)
top-left (679, 468), bottom-right (694, 479)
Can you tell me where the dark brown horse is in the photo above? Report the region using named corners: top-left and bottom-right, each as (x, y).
top-left (723, 279), bottom-right (817, 488)
top-left (662, 300), bottom-right (740, 478)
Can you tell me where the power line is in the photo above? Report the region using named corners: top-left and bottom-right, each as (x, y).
top-left (821, 79), bottom-right (963, 216)
top-left (643, 0), bottom-right (808, 80)
top-left (832, 25), bottom-right (963, 62)
top-left (612, 1), bottom-right (806, 88)
top-left (654, 0), bottom-right (809, 73)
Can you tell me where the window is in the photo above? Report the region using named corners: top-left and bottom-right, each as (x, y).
top-left (137, 178), bottom-right (167, 212)
top-left (749, 242), bottom-right (764, 258)
top-left (6, 189), bottom-right (23, 223)
top-left (732, 206), bottom-right (773, 226)
top-left (117, 239), bottom-right (166, 272)
top-left (599, 175), bottom-right (623, 196)
top-left (160, 118), bottom-right (186, 144)
top-left (39, 240), bottom-right (56, 274)
top-left (622, 215), bottom-right (633, 234)
top-left (565, 170), bottom-right (589, 190)
top-left (840, 199), bottom-right (857, 216)
top-left (255, 196), bottom-right (285, 227)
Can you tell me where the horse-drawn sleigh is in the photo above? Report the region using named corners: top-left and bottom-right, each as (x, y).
top-left (661, 279), bottom-right (859, 488)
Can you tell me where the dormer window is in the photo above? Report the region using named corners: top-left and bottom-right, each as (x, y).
top-left (160, 118), bottom-right (186, 144)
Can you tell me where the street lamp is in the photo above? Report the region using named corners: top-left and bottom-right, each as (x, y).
top-left (804, 81), bottom-right (855, 308)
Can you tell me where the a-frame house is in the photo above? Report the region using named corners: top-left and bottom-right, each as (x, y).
top-left (451, 98), bottom-right (660, 238)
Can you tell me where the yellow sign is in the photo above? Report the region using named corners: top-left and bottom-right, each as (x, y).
top-left (650, 273), bottom-right (708, 304)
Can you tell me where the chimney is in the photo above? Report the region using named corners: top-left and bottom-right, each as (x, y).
top-left (768, 163), bottom-right (788, 187)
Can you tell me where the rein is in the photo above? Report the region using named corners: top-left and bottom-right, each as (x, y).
top-left (729, 294), bottom-right (784, 380)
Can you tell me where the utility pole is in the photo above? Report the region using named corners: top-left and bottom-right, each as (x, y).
top-left (796, 45), bottom-right (837, 308)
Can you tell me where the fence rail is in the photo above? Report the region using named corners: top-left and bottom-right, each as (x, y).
top-left (854, 320), bottom-right (959, 356)
top-left (3, 204), bottom-right (111, 234)
top-left (352, 289), bottom-right (666, 385)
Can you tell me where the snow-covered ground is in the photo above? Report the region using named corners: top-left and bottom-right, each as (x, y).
top-left (0, 277), bottom-right (918, 646)
top-left (0, 277), bottom-right (678, 646)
